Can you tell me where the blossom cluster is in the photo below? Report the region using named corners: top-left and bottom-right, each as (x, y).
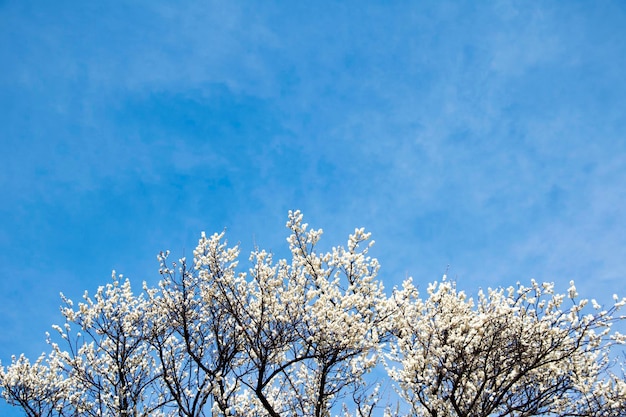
top-left (388, 277), bottom-right (626, 416)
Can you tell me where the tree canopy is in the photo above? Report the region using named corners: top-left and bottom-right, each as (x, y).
top-left (2, 211), bottom-right (625, 417)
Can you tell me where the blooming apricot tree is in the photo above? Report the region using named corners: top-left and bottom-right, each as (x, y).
top-left (0, 273), bottom-right (168, 417)
top-left (147, 210), bottom-right (390, 417)
top-left (1, 211), bottom-right (625, 417)
top-left (388, 277), bottom-right (626, 417)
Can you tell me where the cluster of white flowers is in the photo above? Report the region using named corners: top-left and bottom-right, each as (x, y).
top-left (1, 272), bottom-right (168, 416)
top-left (388, 276), bottom-right (626, 417)
top-left (1, 212), bottom-right (625, 417)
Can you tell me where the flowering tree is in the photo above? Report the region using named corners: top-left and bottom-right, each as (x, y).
top-left (147, 211), bottom-right (389, 416)
top-left (387, 276), bottom-right (626, 417)
top-left (2, 211), bottom-right (625, 417)
top-left (0, 351), bottom-right (76, 417)
top-left (55, 275), bottom-right (169, 416)
top-left (1, 211), bottom-right (389, 417)
top-left (0, 274), bottom-right (169, 417)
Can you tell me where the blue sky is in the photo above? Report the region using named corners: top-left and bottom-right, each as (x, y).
top-left (1, 1), bottom-right (626, 414)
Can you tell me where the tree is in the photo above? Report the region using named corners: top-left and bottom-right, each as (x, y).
top-left (0, 351), bottom-right (75, 417)
top-left (2, 211), bottom-right (389, 417)
top-left (1, 211), bottom-right (625, 417)
top-left (0, 274), bottom-right (169, 417)
top-left (146, 211), bottom-right (390, 416)
top-left (387, 277), bottom-right (626, 417)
